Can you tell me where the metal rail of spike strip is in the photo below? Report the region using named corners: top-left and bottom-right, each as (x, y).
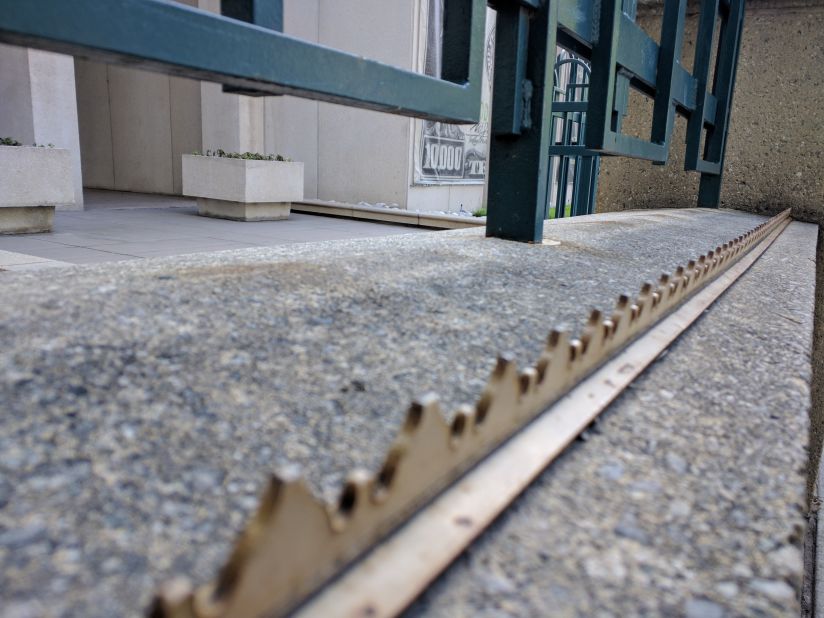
top-left (152, 209), bottom-right (792, 618)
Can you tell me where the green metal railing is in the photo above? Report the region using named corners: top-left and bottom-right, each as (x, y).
top-left (548, 53), bottom-right (599, 219)
top-left (485, 0), bottom-right (746, 241)
top-left (0, 0), bottom-right (745, 242)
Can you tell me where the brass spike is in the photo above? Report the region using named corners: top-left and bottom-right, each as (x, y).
top-left (153, 209), bottom-right (792, 618)
top-left (150, 578), bottom-right (197, 618)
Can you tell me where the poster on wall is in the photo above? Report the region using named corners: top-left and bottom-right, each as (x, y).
top-left (413, 3), bottom-right (495, 185)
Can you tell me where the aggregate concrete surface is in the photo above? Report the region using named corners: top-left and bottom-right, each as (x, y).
top-left (0, 209), bottom-right (812, 617)
top-left (408, 220), bottom-right (817, 618)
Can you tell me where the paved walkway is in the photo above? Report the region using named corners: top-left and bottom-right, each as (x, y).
top-left (0, 190), bottom-right (424, 270)
top-left (0, 208), bottom-right (815, 617)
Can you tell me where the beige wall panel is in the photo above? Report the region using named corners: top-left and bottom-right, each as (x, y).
top-left (201, 82), bottom-right (242, 153)
top-left (75, 59), bottom-right (115, 190)
top-left (318, 103), bottom-right (410, 206)
top-left (264, 0), bottom-right (320, 198)
top-left (107, 66), bottom-right (174, 194)
top-left (238, 97), bottom-right (265, 153)
top-left (170, 76), bottom-right (202, 194)
top-left (0, 43), bottom-right (35, 145)
top-left (596, 6), bottom-right (824, 222)
top-left (315, 0), bottom-right (416, 206)
top-left (266, 96), bottom-right (319, 199)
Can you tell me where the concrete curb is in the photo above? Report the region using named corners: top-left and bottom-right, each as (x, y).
top-left (292, 200), bottom-right (485, 229)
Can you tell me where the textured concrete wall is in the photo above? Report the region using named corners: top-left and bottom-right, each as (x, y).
top-left (595, 3), bottom-right (824, 222)
top-left (591, 1), bottom-right (824, 501)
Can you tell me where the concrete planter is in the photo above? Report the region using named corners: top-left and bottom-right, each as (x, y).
top-left (182, 154), bottom-right (303, 221)
top-left (0, 145), bottom-right (73, 234)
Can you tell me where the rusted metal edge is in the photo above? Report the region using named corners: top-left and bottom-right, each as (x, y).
top-left (151, 209), bottom-right (792, 618)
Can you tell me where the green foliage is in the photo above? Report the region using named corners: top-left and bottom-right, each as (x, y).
top-left (0, 138), bottom-right (55, 148)
top-left (472, 207), bottom-right (487, 217)
top-left (193, 149), bottom-right (291, 162)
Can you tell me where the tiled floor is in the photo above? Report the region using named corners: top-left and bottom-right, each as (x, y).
top-left (0, 190), bottom-right (427, 267)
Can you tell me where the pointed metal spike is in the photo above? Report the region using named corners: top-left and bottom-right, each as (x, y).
top-left (404, 394), bottom-right (440, 433)
top-left (332, 469), bottom-right (372, 529)
top-left (149, 578), bottom-right (196, 618)
top-left (492, 355), bottom-right (515, 379)
top-left (373, 446), bottom-right (404, 502)
top-left (545, 329), bottom-right (567, 352)
top-left (518, 367), bottom-right (538, 397)
top-left (449, 405), bottom-right (473, 448)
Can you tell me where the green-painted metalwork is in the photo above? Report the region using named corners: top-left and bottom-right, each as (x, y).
top-left (221, 0), bottom-right (283, 96)
top-left (487, 0), bottom-right (746, 241)
top-left (0, 0), bottom-right (486, 123)
top-left (547, 53), bottom-right (599, 219)
top-left (0, 0), bottom-right (746, 242)
top-left (486, 0), bottom-right (560, 241)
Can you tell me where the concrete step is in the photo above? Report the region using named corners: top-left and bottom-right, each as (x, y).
top-left (0, 209), bottom-right (816, 616)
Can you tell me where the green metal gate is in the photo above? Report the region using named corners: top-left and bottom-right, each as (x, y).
top-left (0, 0), bottom-right (746, 242)
top-left (547, 51), bottom-right (599, 219)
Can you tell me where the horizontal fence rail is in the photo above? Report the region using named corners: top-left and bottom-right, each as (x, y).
top-left (0, 0), bottom-right (486, 123)
top-left (0, 0), bottom-right (745, 242)
top-left (486, 0), bottom-right (745, 241)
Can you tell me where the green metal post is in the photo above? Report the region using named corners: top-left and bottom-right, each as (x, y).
top-left (650, 0), bottom-right (687, 160)
top-left (697, 0), bottom-right (745, 207)
top-left (685, 0), bottom-right (720, 169)
top-left (221, 0), bottom-right (283, 95)
top-left (486, 0), bottom-right (558, 242)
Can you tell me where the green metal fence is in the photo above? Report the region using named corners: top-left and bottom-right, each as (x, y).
top-left (0, 0), bottom-right (745, 242)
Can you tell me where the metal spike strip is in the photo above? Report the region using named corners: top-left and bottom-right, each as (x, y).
top-left (152, 209), bottom-right (792, 618)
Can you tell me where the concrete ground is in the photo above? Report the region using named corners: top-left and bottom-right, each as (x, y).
top-left (0, 208), bottom-right (816, 617)
top-left (0, 189), bottom-right (424, 270)
top-left (409, 220), bottom-right (816, 618)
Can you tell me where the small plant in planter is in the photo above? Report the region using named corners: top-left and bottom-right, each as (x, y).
top-left (0, 137), bottom-right (73, 234)
top-left (182, 149), bottom-right (303, 222)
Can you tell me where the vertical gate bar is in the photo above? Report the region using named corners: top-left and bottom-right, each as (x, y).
top-left (221, 0), bottom-right (283, 31)
top-left (697, 0), bottom-right (745, 207)
top-left (611, 0), bottom-right (637, 136)
top-left (442, 0), bottom-right (474, 84)
top-left (573, 156), bottom-right (596, 216)
top-left (486, 0), bottom-right (558, 241)
top-left (556, 157), bottom-right (570, 218)
top-left (557, 109), bottom-right (575, 217)
top-left (650, 0), bottom-right (687, 160)
top-left (685, 0), bottom-right (720, 169)
top-left (585, 0), bottom-right (622, 150)
top-left (589, 156), bottom-right (601, 214)
top-left (489, 4), bottom-right (531, 135)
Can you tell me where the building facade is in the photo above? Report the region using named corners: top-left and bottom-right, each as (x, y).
top-left (0, 0), bottom-right (495, 215)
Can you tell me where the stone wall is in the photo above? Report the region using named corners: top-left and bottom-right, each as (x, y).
top-left (593, 0), bottom-right (824, 501)
top-left (595, 1), bottom-right (824, 224)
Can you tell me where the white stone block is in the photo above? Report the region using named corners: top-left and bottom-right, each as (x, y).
top-left (181, 154), bottom-right (304, 204)
top-left (182, 154), bottom-right (303, 221)
top-left (0, 145), bottom-right (73, 233)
